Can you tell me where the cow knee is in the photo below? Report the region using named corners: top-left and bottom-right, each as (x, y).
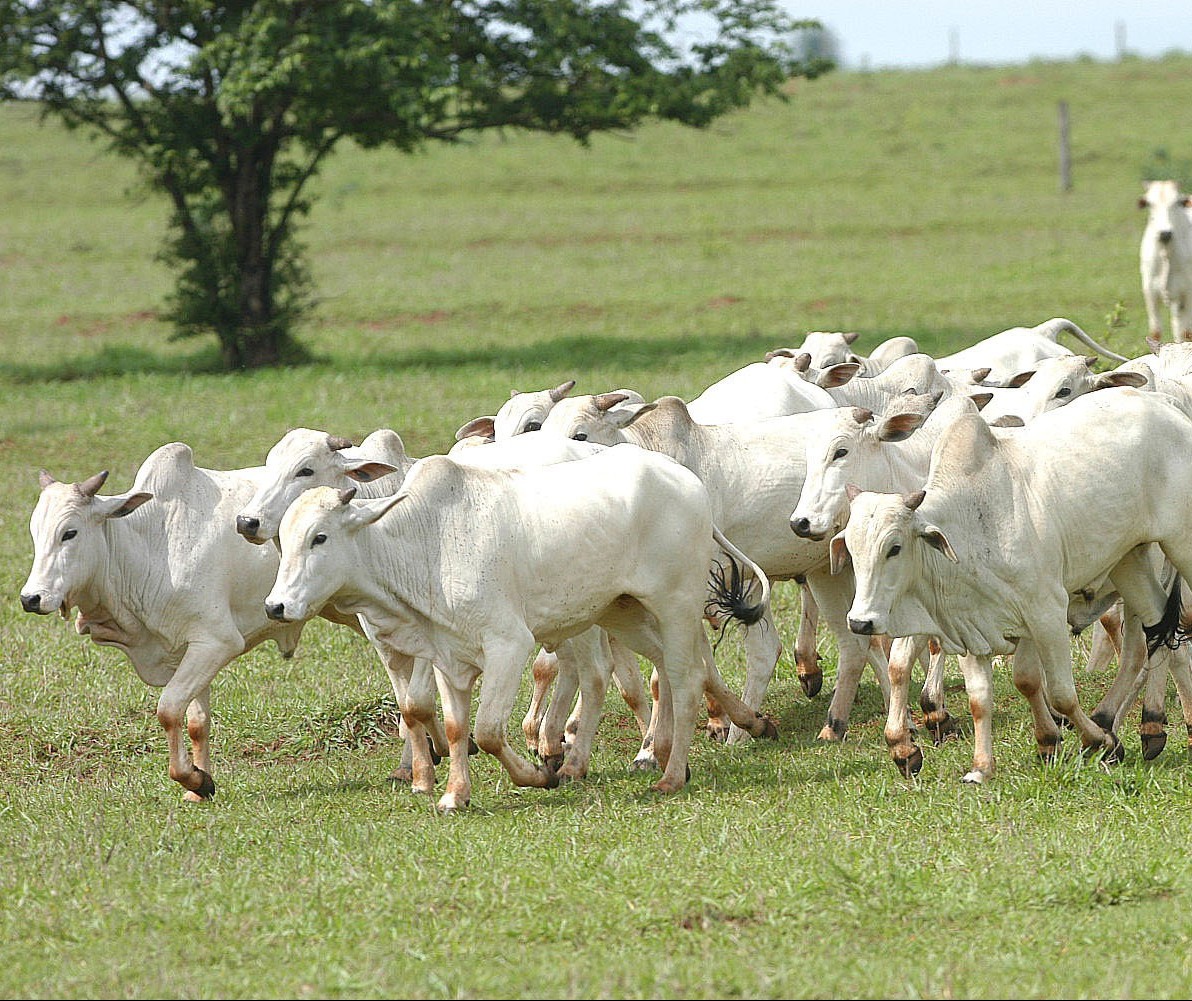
top-left (471, 720), bottom-right (507, 756)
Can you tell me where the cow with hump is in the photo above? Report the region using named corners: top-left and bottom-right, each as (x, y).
top-left (19, 442), bottom-right (333, 802)
top-left (264, 443), bottom-right (775, 812)
top-left (830, 388), bottom-right (1192, 783)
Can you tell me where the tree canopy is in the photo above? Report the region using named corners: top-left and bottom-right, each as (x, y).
top-left (0, 1), bottom-right (832, 369)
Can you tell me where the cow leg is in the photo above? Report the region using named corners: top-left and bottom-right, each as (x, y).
top-left (1008, 638), bottom-right (1063, 763)
top-left (538, 633), bottom-right (596, 768)
top-left (807, 568), bottom-right (877, 741)
top-left (1089, 609), bottom-right (1151, 745)
top-left (955, 653), bottom-right (997, 783)
top-left (557, 634), bottom-right (611, 783)
top-left (884, 635), bottom-right (928, 777)
top-left (185, 686), bottom-right (212, 791)
top-left (157, 638), bottom-right (243, 801)
top-left (650, 622), bottom-right (713, 794)
top-left (629, 667), bottom-right (663, 772)
top-left (1166, 645), bottom-right (1192, 751)
top-left (1086, 602), bottom-right (1123, 674)
top-left (383, 654), bottom-right (441, 789)
top-left (919, 638), bottom-right (958, 743)
top-left (1030, 625), bottom-right (1119, 762)
top-left (470, 638), bottom-right (561, 799)
top-left (793, 583), bottom-right (822, 697)
top-left (726, 603), bottom-right (783, 744)
top-left (1139, 647), bottom-right (1170, 760)
top-left (522, 647), bottom-right (558, 756)
top-left (608, 635), bottom-right (651, 740)
top-left (433, 669), bottom-right (478, 812)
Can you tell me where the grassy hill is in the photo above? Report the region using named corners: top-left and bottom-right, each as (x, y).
top-left (2, 54), bottom-right (1192, 999)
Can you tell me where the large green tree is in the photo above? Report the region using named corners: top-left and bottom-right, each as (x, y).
top-left (0, 1), bottom-right (830, 370)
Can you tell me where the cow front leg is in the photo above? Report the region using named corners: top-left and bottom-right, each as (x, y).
top-left (884, 636), bottom-right (927, 776)
top-left (793, 583), bottom-right (822, 697)
top-left (380, 651), bottom-right (438, 793)
top-left (434, 672), bottom-right (477, 812)
top-left (955, 653), bottom-right (996, 783)
top-left (1009, 639), bottom-right (1063, 763)
top-left (157, 639), bottom-right (240, 801)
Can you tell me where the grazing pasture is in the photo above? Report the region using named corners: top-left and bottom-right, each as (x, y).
top-left (3, 55), bottom-right (1192, 999)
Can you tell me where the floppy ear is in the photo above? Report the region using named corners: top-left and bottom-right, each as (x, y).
top-left (920, 524), bottom-right (958, 563)
top-left (345, 490), bottom-right (406, 528)
top-left (829, 532), bottom-right (851, 575)
top-left (877, 411), bottom-right (927, 442)
top-left (344, 459), bottom-right (401, 482)
top-left (456, 416), bottom-right (496, 442)
top-left (94, 490), bottom-right (154, 520)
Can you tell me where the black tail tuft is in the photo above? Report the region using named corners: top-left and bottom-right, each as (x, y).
top-left (1144, 572), bottom-right (1192, 657)
top-left (706, 556), bottom-right (766, 629)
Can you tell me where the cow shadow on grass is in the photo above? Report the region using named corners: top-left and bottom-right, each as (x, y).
top-left (0, 326), bottom-right (935, 384)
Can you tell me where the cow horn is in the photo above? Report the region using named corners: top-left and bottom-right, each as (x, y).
top-left (851, 407), bottom-right (874, 425)
top-left (794, 352), bottom-right (812, 372)
top-left (337, 487), bottom-right (358, 505)
top-left (903, 489), bottom-right (926, 510)
top-left (326, 435), bottom-right (355, 451)
top-left (38, 469), bottom-right (57, 491)
top-left (594, 392), bottom-right (631, 413)
top-left (549, 379), bottom-right (577, 403)
top-left (77, 471), bottom-right (109, 497)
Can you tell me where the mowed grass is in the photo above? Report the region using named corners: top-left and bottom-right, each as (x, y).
top-left (2, 54), bottom-right (1192, 999)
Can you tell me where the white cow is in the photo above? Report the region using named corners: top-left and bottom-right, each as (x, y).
top-left (454, 379), bottom-right (578, 442)
top-left (264, 445), bottom-right (776, 811)
top-left (19, 445), bottom-right (336, 802)
top-left (768, 331), bottom-right (919, 376)
top-left (1139, 180), bottom-right (1192, 342)
top-left (832, 388), bottom-right (1192, 783)
top-left (968, 355), bottom-right (1146, 425)
top-left (685, 362), bottom-right (836, 423)
top-left (541, 392), bottom-right (891, 743)
top-left (935, 317), bottom-right (1129, 386)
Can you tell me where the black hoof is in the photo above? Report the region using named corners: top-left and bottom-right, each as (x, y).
top-left (1141, 731), bottom-right (1167, 761)
top-left (893, 745), bottom-right (923, 778)
top-left (192, 769), bottom-right (216, 800)
top-left (758, 714), bottom-right (779, 740)
top-left (800, 672), bottom-right (823, 698)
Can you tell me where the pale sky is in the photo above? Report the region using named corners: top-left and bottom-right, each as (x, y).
top-left (785, 2), bottom-right (1192, 69)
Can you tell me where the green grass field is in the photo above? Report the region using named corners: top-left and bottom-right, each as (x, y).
top-left (3, 54), bottom-right (1192, 999)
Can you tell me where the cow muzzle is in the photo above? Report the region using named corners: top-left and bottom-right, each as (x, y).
top-left (264, 600), bottom-right (291, 622)
top-left (20, 592), bottom-right (47, 614)
top-left (236, 514), bottom-right (267, 544)
top-left (789, 515), bottom-right (826, 541)
top-left (847, 616), bottom-right (877, 635)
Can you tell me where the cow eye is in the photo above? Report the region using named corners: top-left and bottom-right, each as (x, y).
top-left (572, 432), bottom-right (588, 442)
top-left (296, 467), bottom-right (315, 478)
top-left (833, 447), bottom-right (849, 460)
top-left (312, 533), bottom-right (327, 547)
top-left (61, 528), bottom-right (77, 542)
top-left (523, 421), bottom-right (542, 433)
top-left (1055, 387), bottom-right (1071, 398)
top-left (886, 543), bottom-right (901, 559)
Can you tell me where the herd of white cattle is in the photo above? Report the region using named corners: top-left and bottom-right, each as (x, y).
top-left (21, 307), bottom-right (1192, 811)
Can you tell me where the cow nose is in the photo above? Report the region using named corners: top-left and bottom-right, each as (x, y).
top-left (20, 593), bottom-right (42, 613)
top-left (1159, 229), bottom-right (1174, 244)
top-left (790, 516), bottom-right (813, 538)
top-left (848, 616), bottom-right (875, 635)
top-left (236, 514), bottom-right (261, 538)
top-left (265, 601), bottom-right (287, 621)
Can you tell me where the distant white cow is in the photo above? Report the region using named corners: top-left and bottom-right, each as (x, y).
top-left (454, 379), bottom-right (578, 442)
top-left (768, 331), bottom-right (919, 376)
top-left (265, 445), bottom-right (775, 811)
top-left (685, 362), bottom-right (836, 423)
top-left (935, 317), bottom-right (1128, 385)
top-left (1139, 180), bottom-right (1192, 342)
top-left (968, 355), bottom-right (1146, 425)
top-left (19, 445), bottom-right (336, 801)
top-left (832, 389), bottom-right (1192, 783)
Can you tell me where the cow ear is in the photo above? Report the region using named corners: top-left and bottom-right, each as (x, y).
top-left (829, 533), bottom-right (851, 575)
top-left (845, 482), bottom-right (863, 503)
top-left (920, 524), bottom-right (959, 563)
top-left (877, 412), bottom-right (926, 442)
top-left (1004, 369), bottom-right (1035, 389)
top-left (344, 460), bottom-right (400, 483)
top-left (989, 415), bottom-right (1025, 428)
top-left (96, 491), bottom-right (153, 519)
top-left (348, 491), bottom-right (405, 528)
top-left (1094, 370), bottom-right (1148, 391)
top-left (456, 416), bottom-right (496, 442)
top-left (969, 391), bottom-right (994, 411)
top-left (971, 367), bottom-right (992, 384)
top-left (1138, 196), bottom-right (1149, 209)
top-left (817, 362), bottom-right (861, 388)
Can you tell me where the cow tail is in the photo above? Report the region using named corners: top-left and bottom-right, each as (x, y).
top-left (706, 526), bottom-right (770, 630)
top-left (1143, 572), bottom-right (1189, 657)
